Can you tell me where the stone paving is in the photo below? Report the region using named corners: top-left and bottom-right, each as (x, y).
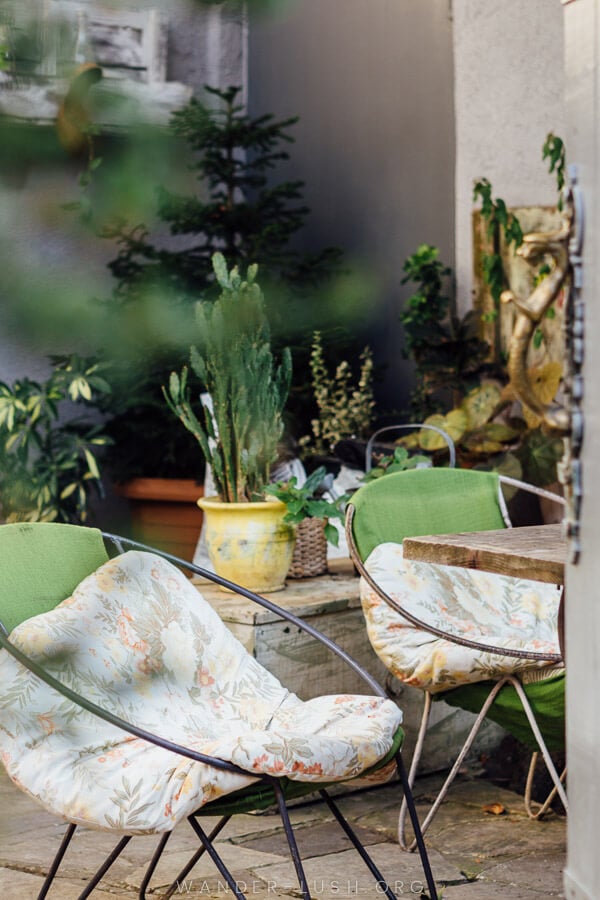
top-left (0, 766), bottom-right (565, 899)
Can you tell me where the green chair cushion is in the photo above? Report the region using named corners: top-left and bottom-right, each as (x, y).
top-left (0, 523), bottom-right (109, 634)
top-left (438, 673), bottom-right (565, 751)
top-left (350, 468), bottom-right (506, 561)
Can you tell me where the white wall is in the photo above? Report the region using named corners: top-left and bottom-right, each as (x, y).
top-left (453, 0), bottom-right (565, 312)
top-left (562, 3), bottom-right (600, 896)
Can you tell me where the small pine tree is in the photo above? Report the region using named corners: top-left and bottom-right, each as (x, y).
top-left (106, 85), bottom-right (341, 299)
top-left (101, 87), bottom-right (342, 480)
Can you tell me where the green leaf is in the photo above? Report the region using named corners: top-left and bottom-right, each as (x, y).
top-left (324, 522), bottom-right (339, 547)
top-left (83, 448), bottom-right (100, 479)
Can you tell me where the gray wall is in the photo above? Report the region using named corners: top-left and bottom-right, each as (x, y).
top-left (248, 0), bottom-right (455, 414)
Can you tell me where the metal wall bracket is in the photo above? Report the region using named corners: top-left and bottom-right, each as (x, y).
top-left (559, 163), bottom-right (585, 563)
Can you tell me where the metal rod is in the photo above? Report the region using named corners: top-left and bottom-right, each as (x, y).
top-left (138, 831), bottom-right (171, 899)
top-left (76, 836), bottom-right (132, 900)
top-left (187, 817), bottom-right (247, 900)
top-left (402, 678), bottom-right (509, 852)
top-left (272, 779), bottom-right (311, 900)
top-left (156, 816), bottom-right (233, 900)
top-left (394, 752), bottom-right (439, 900)
top-left (398, 692), bottom-right (432, 850)
top-left (37, 823), bottom-right (77, 900)
top-left (318, 790), bottom-right (397, 900)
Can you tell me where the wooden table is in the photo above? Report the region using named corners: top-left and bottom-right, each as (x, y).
top-left (403, 523), bottom-right (567, 656)
top-left (403, 524), bottom-right (566, 585)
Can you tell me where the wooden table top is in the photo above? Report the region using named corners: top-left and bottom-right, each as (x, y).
top-left (403, 523), bottom-right (566, 585)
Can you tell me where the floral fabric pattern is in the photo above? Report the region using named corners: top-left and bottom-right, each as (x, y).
top-left (361, 542), bottom-right (562, 693)
top-left (0, 551), bottom-right (401, 834)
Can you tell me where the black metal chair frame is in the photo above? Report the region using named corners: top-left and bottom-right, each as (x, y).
top-left (0, 531), bottom-right (439, 900)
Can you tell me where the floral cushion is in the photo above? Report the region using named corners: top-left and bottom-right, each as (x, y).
top-left (0, 551), bottom-right (401, 835)
top-left (361, 542), bottom-right (562, 693)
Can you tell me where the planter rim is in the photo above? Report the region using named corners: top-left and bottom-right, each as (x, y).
top-left (115, 478), bottom-right (203, 503)
top-left (198, 495), bottom-right (286, 512)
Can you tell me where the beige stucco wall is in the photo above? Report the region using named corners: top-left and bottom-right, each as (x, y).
top-left (248, 0), bottom-right (455, 412)
top-left (453, 0), bottom-right (565, 312)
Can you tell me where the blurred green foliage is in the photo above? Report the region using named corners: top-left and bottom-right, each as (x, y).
top-left (0, 356), bottom-right (112, 523)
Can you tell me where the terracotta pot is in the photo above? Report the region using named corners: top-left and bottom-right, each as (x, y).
top-left (116, 478), bottom-right (204, 563)
top-left (197, 495), bottom-right (295, 593)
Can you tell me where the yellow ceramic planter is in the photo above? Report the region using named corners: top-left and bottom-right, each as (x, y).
top-left (197, 496), bottom-right (295, 593)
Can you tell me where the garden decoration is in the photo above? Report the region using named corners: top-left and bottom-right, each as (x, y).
top-left (165, 253), bottom-right (294, 591)
top-left (502, 218), bottom-right (571, 435)
top-left (266, 465), bottom-right (346, 578)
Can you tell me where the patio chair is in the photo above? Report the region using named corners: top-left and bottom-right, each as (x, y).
top-left (345, 467), bottom-right (567, 851)
top-left (0, 522), bottom-right (438, 900)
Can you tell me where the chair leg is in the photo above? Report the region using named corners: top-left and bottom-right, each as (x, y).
top-left (319, 787), bottom-right (439, 900)
top-left (398, 691), bottom-right (432, 850)
top-left (524, 751), bottom-right (567, 820)
top-left (272, 779), bottom-right (312, 900)
top-left (400, 679), bottom-right (509, 852)
top-left (37, 823), bottom-right (77, 900)
top-left (318, 789), bottom-right (396, 899)
top-left (76, 835), bottom-right (132, 900)
top-left (394, 752), bottom-right (439, 900)
top-left (37, 825), bottom-right (131, 900)
top-left (144, 816), bottom-right (232, 900)
top-left (187, 816), bottom-right (247, 900)
top-left (507, 676), bottom-right (568, 813)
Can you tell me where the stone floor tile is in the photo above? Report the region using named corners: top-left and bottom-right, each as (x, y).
top-left (124, 844), bottom-right (286, 890)
top-left (0, 766), bottom-right (567, 899)
top-left (0, 867), bottom-right (139, 898)
top-left (238, 821), bottom-right (382, 859)
top-left (478, 851), bottom-right (567, 896)
top-left (441, 881), bottom-right (564, 899)
top-left (256, 844), bottom-right (461, 898)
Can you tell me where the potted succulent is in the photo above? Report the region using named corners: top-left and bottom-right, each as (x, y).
top-left (165, 252), bottom-right (294, 592)
top-left (265, 465), bottom-right (346, 578)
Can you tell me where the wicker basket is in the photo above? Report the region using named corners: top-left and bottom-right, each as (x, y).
top-left (287, 517), bottom-right (328, 578)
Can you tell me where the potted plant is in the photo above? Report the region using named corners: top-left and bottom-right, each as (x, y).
top-left (165, 252), bottom-right (294, 592)
top-left (265, 465), bottom-right (346, 578)
top-left (0, 355), bottom-right (111, 524)
top-left (94, 86), bottom-right (342, 556)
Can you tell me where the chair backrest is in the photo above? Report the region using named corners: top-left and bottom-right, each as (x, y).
top-left (0, 523), bottom-right (109, 634)
top-left (349, 468), bottom-right (506, 561)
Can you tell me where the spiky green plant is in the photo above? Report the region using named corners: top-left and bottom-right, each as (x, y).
top-left (165, 253), bottom-right (292, 502)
